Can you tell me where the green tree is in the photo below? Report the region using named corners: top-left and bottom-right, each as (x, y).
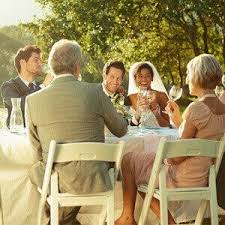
top-left (24, 0), bottom-right (225, 86)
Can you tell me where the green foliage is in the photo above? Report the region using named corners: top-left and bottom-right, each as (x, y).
top-left (22, 0), bottom-right (225, 86)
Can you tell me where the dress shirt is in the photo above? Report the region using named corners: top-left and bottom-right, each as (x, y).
top-left (19, 76), bottom-right (38, 88)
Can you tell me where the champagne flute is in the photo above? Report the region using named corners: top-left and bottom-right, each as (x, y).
top-left (146, 90), bottom-right (155, 103)
top-left (222, 75), bottom-right (225, 87)
top-left (215, 85), bottom-right (224, 97)
top-left (169, 85), bottom-right (183, 101)
top-left (138, 86), bottom-right (148, 110)
top-left (139, 86), bottom-right (148, 98)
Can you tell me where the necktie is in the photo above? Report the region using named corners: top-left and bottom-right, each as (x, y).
top-left (28, 83), bottom-right (36, 93)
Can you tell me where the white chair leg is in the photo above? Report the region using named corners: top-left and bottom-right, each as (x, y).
top-left (194, 200), bottom-right (208, 225)
top-left (99, 208), bottom-right (107, 225)
top-left (209, 169), bottom-right (219, 225)
top-left (51, 172), bottom-right (59, 225)
top-left (50, 199), bottom-right (59, 225)
top-left (159, 168), bottom-right (168, 225)
top-left (107, 195), bottom-right (114, 225)
top-left (37, 200), bottom-right (45, 225)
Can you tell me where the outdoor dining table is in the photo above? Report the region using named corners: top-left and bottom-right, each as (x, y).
top-left (0, 126), bottom-right (205, 225)
top-left (0, 130), bottom-right (40, 225)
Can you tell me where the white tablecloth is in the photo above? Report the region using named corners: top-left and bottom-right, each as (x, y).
top-left (0, 127), bottom-right (177, 225)
top-left (0, 127), bottom-right (209, 225)
top-left (0, 131), bottom-right (39, 225)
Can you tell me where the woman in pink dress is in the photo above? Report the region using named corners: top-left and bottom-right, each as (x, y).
top-left (115, 54), bottom-right (225, 225)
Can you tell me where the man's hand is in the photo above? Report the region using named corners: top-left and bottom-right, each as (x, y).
top-left (42, 74), bottom-right (54, 87)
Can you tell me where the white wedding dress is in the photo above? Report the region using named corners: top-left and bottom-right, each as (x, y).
top-left (128, 61), bottom-right (168, 127)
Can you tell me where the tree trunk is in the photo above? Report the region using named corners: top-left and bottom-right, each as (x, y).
top-left (223, 34), bottom-right (225, 67)
top-left (177, 50), bottom-right (183, 86)
top-left (198, 13), bottom-right (209, 53)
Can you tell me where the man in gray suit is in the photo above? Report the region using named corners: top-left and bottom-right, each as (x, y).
top-left (26, 39), bottom-right (128, 225)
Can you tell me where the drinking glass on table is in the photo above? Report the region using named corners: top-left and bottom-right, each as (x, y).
top-left (9, 98), bottom-right (24, 133)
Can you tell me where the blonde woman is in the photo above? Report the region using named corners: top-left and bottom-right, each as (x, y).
top-left (116, 54), bottom-right (225, 225)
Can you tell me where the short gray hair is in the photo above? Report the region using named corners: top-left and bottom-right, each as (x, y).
top-left (48, 39), bottom-right (82, 75)
top-left (187, 54), bottom-right (222, 89)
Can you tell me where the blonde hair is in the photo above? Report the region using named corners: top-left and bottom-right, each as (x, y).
top-left (187, 54), bottom-right (222, 89)
top-left (48, 39), bottom-right (82, 75)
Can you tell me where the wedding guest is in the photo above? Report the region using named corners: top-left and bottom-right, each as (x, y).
top-left (0, 45), bottom-right (52, 126)
top-left (101, 60), bottom-right (130, 105)
top-left (128, 62), bottom-right (169, 127)
top-left (26, 39), bottom-right (128, 225)
top-left (116, 54), bottom-right (225, 225)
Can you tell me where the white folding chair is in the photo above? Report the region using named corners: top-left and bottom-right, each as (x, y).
top-left (138, 137), bottom-right (225, 225)
top-left (37, 140), bottom-right (125, 225)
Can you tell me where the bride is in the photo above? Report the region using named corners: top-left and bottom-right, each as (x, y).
top-left (128, 61), bottom-right (170, 127)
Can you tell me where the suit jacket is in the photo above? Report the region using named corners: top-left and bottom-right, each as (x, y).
top-left (26, 75), bottom-right (128, 194)
top-left (0, 76), bottom-right (41, 126)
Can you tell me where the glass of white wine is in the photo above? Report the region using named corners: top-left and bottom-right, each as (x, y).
top-left (138, 86), bottom-right (148, 98)
top-left (163, 85), bottom-right (182, 115)
top-left (222, 74), bottom-right (225, 87)
top-left (215, 85), bottom-right (224, 97)
top-left (169, 85), bottom-right (183, 101)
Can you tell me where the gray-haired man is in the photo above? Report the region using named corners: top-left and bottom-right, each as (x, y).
top-left (26, 39), bottom-right (128, 225)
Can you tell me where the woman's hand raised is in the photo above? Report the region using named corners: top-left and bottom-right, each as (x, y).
top-left (166, 100), bottom-right (182, 128)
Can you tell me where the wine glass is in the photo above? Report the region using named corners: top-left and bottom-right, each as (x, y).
top-left (146, 90), bottom-right (155, 103)
top-left (0, 107), bottom-right (8, 132)
top-left (215, 85), bottom-right (224, 97)
top-left (139, 86), bottom-right (148, 98)
top-left (222, 75), bottom-right (225, 87)
top-left (169, 85), bottom-right (183, 101)
top-left (138, 86), bottom-right (148, 112)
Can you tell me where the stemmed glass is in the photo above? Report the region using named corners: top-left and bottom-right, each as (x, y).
top-left (215, 85), bottom-right (224, 97)
top-left (163, 85), bottom-right (182, 115)
top-left (139, 86), bottom-right (148, 98)
top-left (222, 75), bottom-right (225, 87)
top-left (137, 86), bottom-right (148, 111)
top-left (169, 85), bottom-right (183, 101)
top-left (137, 86), bottom-right (149, 127)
